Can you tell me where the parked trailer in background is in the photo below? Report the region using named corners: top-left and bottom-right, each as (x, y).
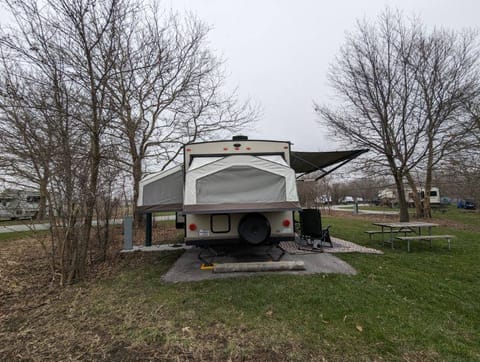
top-left (378, 186), bottom-right (441, 207)
top-left (417, 187), bottom-right (441, 205)
top-left (137, 136), bottom-right (367, 247)
top-left (0, 189), bottom-right (40, 220)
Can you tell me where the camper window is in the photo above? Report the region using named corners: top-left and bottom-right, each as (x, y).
top-left (430, 191), bottom-right (438, 197)
top-left (210, 214), bottom-right (231, 233)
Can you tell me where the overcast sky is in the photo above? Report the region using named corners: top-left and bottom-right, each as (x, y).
top-left (167, 0), bottom-right (479, 151)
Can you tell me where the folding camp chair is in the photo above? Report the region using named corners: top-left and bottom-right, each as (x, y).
top-left (298, 208), bottom-right (333, 248)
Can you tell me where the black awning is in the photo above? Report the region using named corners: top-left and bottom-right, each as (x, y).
top-left (290, 149), bottom-right (368, 179)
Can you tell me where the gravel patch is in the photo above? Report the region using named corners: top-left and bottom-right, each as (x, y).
top-left (279, 237), bottom-right (383, 255)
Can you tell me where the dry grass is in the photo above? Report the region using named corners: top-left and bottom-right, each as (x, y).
top-left (0, 236), bottom-right (292, 360)
top-left (0, 223), bottom-right (177, 361)
top-left (0, 223), bottom-right (290, 361)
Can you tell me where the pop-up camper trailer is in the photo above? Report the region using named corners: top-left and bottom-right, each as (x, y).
top-left (137, 136), bottom-right (367, 247)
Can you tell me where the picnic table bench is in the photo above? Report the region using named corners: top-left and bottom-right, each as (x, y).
top-left (396, 235), bottom-right (455, 252)
top-left (364, 228), bottom-right (412, 242)
top-left (370, 221), bottom-right (455, 251)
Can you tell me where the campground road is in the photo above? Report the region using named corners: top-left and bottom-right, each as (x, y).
top-left (0, 215), bottom-right (175, 234)
top-left (331, 204), bottom-right (399, 215)
top-left (0, 222), bottom-right (50, 233)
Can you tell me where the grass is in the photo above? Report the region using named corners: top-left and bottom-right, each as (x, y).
top-left (1, 212), bottom-right (480, 360)
top-left (71, 216), bottom-right (480, 359)
top-left (90, 220), bottom-right (479, 360)
top-left (0, 230), bottom-right (47, 243)
top-left (154, 211), bottom-right (175, 216)
top-left (432, 205), bottom-right (479, 227)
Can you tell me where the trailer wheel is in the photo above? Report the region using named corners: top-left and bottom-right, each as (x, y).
top-left (238, 213), bottom-right (271, 245)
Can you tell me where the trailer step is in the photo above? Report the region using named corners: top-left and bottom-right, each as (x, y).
top-left (213, 260), bottom-right (305, 273)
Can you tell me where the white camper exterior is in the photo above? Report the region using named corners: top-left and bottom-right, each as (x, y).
top-left (183, 140), bottom-right (298, 245)
top-left (138, 137), bottom-right (367, 247)
top-left (139, 138), bottom-right (299, 246)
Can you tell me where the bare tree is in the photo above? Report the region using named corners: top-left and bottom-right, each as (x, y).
top-left (296, 180), bottom-right (319, 209)
top-left (108, 7), bottom-right (257, 223)
top-left (316, 9), bottom-right (480, 220)
top-left (0, 0), bottom-right (256, 284)
top-left (0, 59), bottom-right (57, 219)
top-left (405, 29), bottom-right (480, 217)
top-left (315, 10), bottom-right (423, 221)
top-left (0, 0), bottom-right (127, 284)
top-left (438, 96), bottom-right (480, 208)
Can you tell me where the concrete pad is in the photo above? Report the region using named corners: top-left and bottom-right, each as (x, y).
top-left (161, 246), bottom-right (357, 283)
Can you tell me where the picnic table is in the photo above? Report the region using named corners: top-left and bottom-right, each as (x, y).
top-left (369, 221), bottom-right (453, 251)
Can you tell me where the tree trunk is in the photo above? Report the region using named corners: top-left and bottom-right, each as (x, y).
top-left (37, 175), bottom-right (48, 220)
top-left (393, 172), bottom-right (410, 222)
top-left (423, 143), bottom-right (435, 218)
top-left (424, 169), bottom-right (433, 218)
top-left (132, 156), bottom-right (143, 227)
top-left (405, 171), bottom-right (423, 218)
top-left (80, 131), bottom-right (101, 280)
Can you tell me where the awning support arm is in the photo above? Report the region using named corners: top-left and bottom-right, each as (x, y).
top-left (293, 154), bottom-right (328, 180)
top-left (314, 156), bottom-right (358, 181)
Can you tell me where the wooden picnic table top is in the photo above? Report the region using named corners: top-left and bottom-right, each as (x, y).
top-left (372, 221), bottom-right (439, 228)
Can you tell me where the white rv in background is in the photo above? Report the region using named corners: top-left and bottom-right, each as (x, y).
top-left (378, 186), bottom-right (441, 206)
top-left (417, 187), bottom-right (441, 205)
top-left (0, 189), bottom-right (40, 220)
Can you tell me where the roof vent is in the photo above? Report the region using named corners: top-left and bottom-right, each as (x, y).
top-left (232, 135), bottom-right (248, 141)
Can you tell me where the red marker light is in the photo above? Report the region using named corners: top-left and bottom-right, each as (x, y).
top-left (223, 147), bottom-right (229, 151)
top-left (234, 147), bottom-right (240, 150)
top-left (246, 147), bottom-right (251, 150)
top-left (188, 223), bottom-right (197, 231)
top-left (283, 146), bottom-right (288, 149)
top-left (186, 148), bottom-right (192, 152)
top-left (282, 219), bottom-right (291, 227)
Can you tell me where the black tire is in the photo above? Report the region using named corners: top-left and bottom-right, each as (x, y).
top-left (238, 213), bottom-right (271, 245)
